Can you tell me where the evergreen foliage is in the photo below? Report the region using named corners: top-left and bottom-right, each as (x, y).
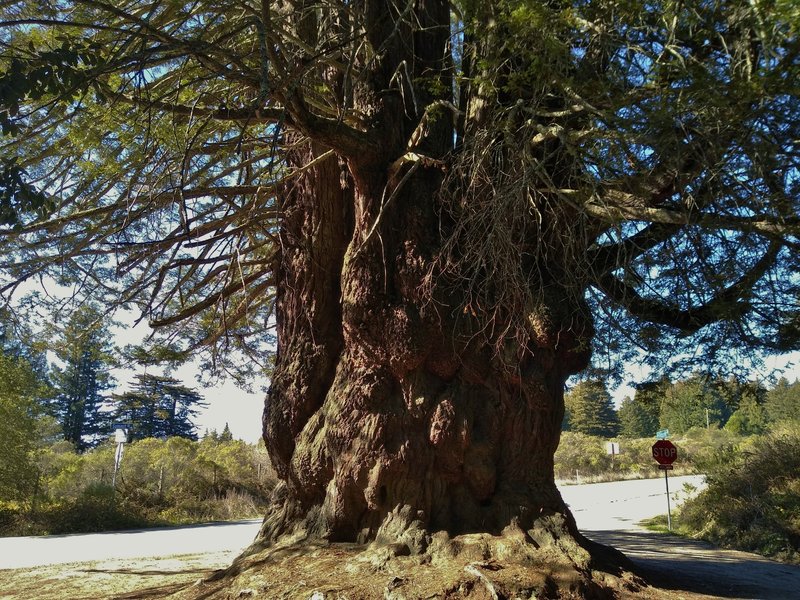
top-left (110, 373), bottom-right (206, 441)
top-left (563, 379), bottom-right (620, 437)
top-left (764, 378), bottom-right (800, 424)
top-left (617, 396), bottom-right (659, 438)
top-left (658, 374), bottom-right (731, 435)
top-left (219, 423), bottom-right (233, 442)
top-left (47, 305), bottom-right (115, 451)
top-left (0, 350), bottom-right (45, 500)
top-left (724, 394), bottom-right (768, 436)
top-left (720, 378), bottom-right (769, 435)
top-left (0, 306), bottom-right (50, 385)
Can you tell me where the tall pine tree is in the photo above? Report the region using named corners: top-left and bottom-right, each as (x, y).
top-left (563, 379), bottom-right (620, 438)
top-left (49, 305), bottom-right (115, 451)
top-left (111, 373), bottom-right (206, 441)
top-left (764, 378), bottom-right (800, 425)
top-left (618, 396), bottom-right (659, 438)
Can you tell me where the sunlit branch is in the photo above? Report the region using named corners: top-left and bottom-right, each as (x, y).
top-left (108, 91), bottom-right (285, 124)
top-left (149, 268), bottom-right (272, 327)
top-left (584, 203), bottom-right (800, 238)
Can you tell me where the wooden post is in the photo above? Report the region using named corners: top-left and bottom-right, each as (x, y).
top-left (29, 471), bottom-right (41, 518)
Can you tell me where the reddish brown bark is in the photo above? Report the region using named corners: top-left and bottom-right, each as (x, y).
top-left (257, 0), bottom-right (597, 557)
top-left (260, 142), bottom-right (594, 550)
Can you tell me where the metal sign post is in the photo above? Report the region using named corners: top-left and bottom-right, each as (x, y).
top-left (652, 439), bottom-right (677, 531)
top-left (662, 464), bottom-right (672, 530)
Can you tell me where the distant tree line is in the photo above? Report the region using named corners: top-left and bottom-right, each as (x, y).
top-left (563, 375), bottom-right (799, 439)
top-left (1, 307), bottom-right (264, 535)
top-left (1, 305), bottom-right (207, 469)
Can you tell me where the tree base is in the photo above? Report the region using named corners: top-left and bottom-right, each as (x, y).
top-left (168, 515), bottom-right (650, 599)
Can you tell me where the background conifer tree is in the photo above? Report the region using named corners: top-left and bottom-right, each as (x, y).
top-left (111, 373), bottom-right (206, 441)
top-left (48, 305), bottom-right (115, 451)
top-left (764, 378), bottom-right (800, 424)
top-left (618, 396), bottom-right (659, 438)
top-left (563, 379), bottom-right (620, 438)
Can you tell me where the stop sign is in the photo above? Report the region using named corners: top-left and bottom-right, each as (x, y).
top-left (652, 439), bottom-right (677, 465)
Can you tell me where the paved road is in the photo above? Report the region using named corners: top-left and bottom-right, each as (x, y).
top-left (1, 477), bottom-right (695, 571)
top-left (0, 519), bottom-right (262, 570)
top-left (561, 476), bottom-right (800, 599)
top-left (560, 474), bottom-right (705, 532)
top-left (2, 476), bottom-right (800, 599)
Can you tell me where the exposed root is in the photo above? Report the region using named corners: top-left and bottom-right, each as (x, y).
top-left (167, 515), bottom-right (648, 599)
top-left (464, 562), bottom-right (502, 599)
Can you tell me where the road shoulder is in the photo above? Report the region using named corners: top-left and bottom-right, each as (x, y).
top-left (584, 528), bottom-right (800, 600)
top-left (0, 553), bottom-right (227, 600)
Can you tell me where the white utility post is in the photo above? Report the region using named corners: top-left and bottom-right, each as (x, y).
top-left (111, 423), bottom-right (130, 489)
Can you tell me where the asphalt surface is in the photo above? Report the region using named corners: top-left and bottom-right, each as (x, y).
top-left (1, 476), bottom-right (698, 570)
top-left (0, 519), bottom-right (262, 570)
top-left (560, 476), bottom-right (800, 600)
top-left (560, 474), bottom-right (706, 532)
top-left (2, 476), bottom-right (800, 599)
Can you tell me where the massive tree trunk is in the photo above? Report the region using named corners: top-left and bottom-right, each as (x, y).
top-left (240, 143), bottom-right (618, 600)
top-left (259, 2), bottom-right (598, 553)
top-left (261, 150), bottom-right (594, 547)
top-left (218, 2), bottom-right (634, 597)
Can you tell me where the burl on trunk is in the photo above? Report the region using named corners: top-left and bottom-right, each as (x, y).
top-left (260, 141), bottom-right (594, 553)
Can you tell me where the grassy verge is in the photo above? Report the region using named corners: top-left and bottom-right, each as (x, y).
top-left (637, 424), bottom-right (800, 565)
top-left (639, 514), bottom-right (687, 536)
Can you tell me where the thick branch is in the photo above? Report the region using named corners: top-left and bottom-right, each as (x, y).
top-left (284, 91), bottom-right (381, 159)
top-left (589, 222), bottom-right (683, 276)
top-left (593, 243), bottom-right (782, 332)
top-left (584, 202), bottom-right (800, 238)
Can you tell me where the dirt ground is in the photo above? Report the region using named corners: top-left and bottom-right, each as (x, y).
top-left (0, 552), bottom-right (226, 600)
top-left (0, 535), bottom-right (764, 600)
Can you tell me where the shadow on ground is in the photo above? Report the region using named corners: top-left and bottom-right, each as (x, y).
top-left (585, 529), bottom-right (800, 600)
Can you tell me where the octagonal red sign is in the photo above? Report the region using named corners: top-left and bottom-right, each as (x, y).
top-left (652, 439), bottom-right (677, 465)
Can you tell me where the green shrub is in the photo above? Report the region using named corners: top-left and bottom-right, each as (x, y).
top-left (676, 426), bottom-right (741, 470)
top-left (0, 501), bottom-right (23, 535)
top-left (3, 435), bottom-right (277, 535)
top-left (47, 484), bottom-right (152, 534)
top-left (678, 423), bottom-right (800, 563)
top-left (555, 432), bottom-right (610, 481)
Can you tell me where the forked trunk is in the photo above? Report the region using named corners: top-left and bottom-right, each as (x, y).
top-left (229, 2), bottom-right (637, 596)
top-left (261, 143), bottom-right (594, 551)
